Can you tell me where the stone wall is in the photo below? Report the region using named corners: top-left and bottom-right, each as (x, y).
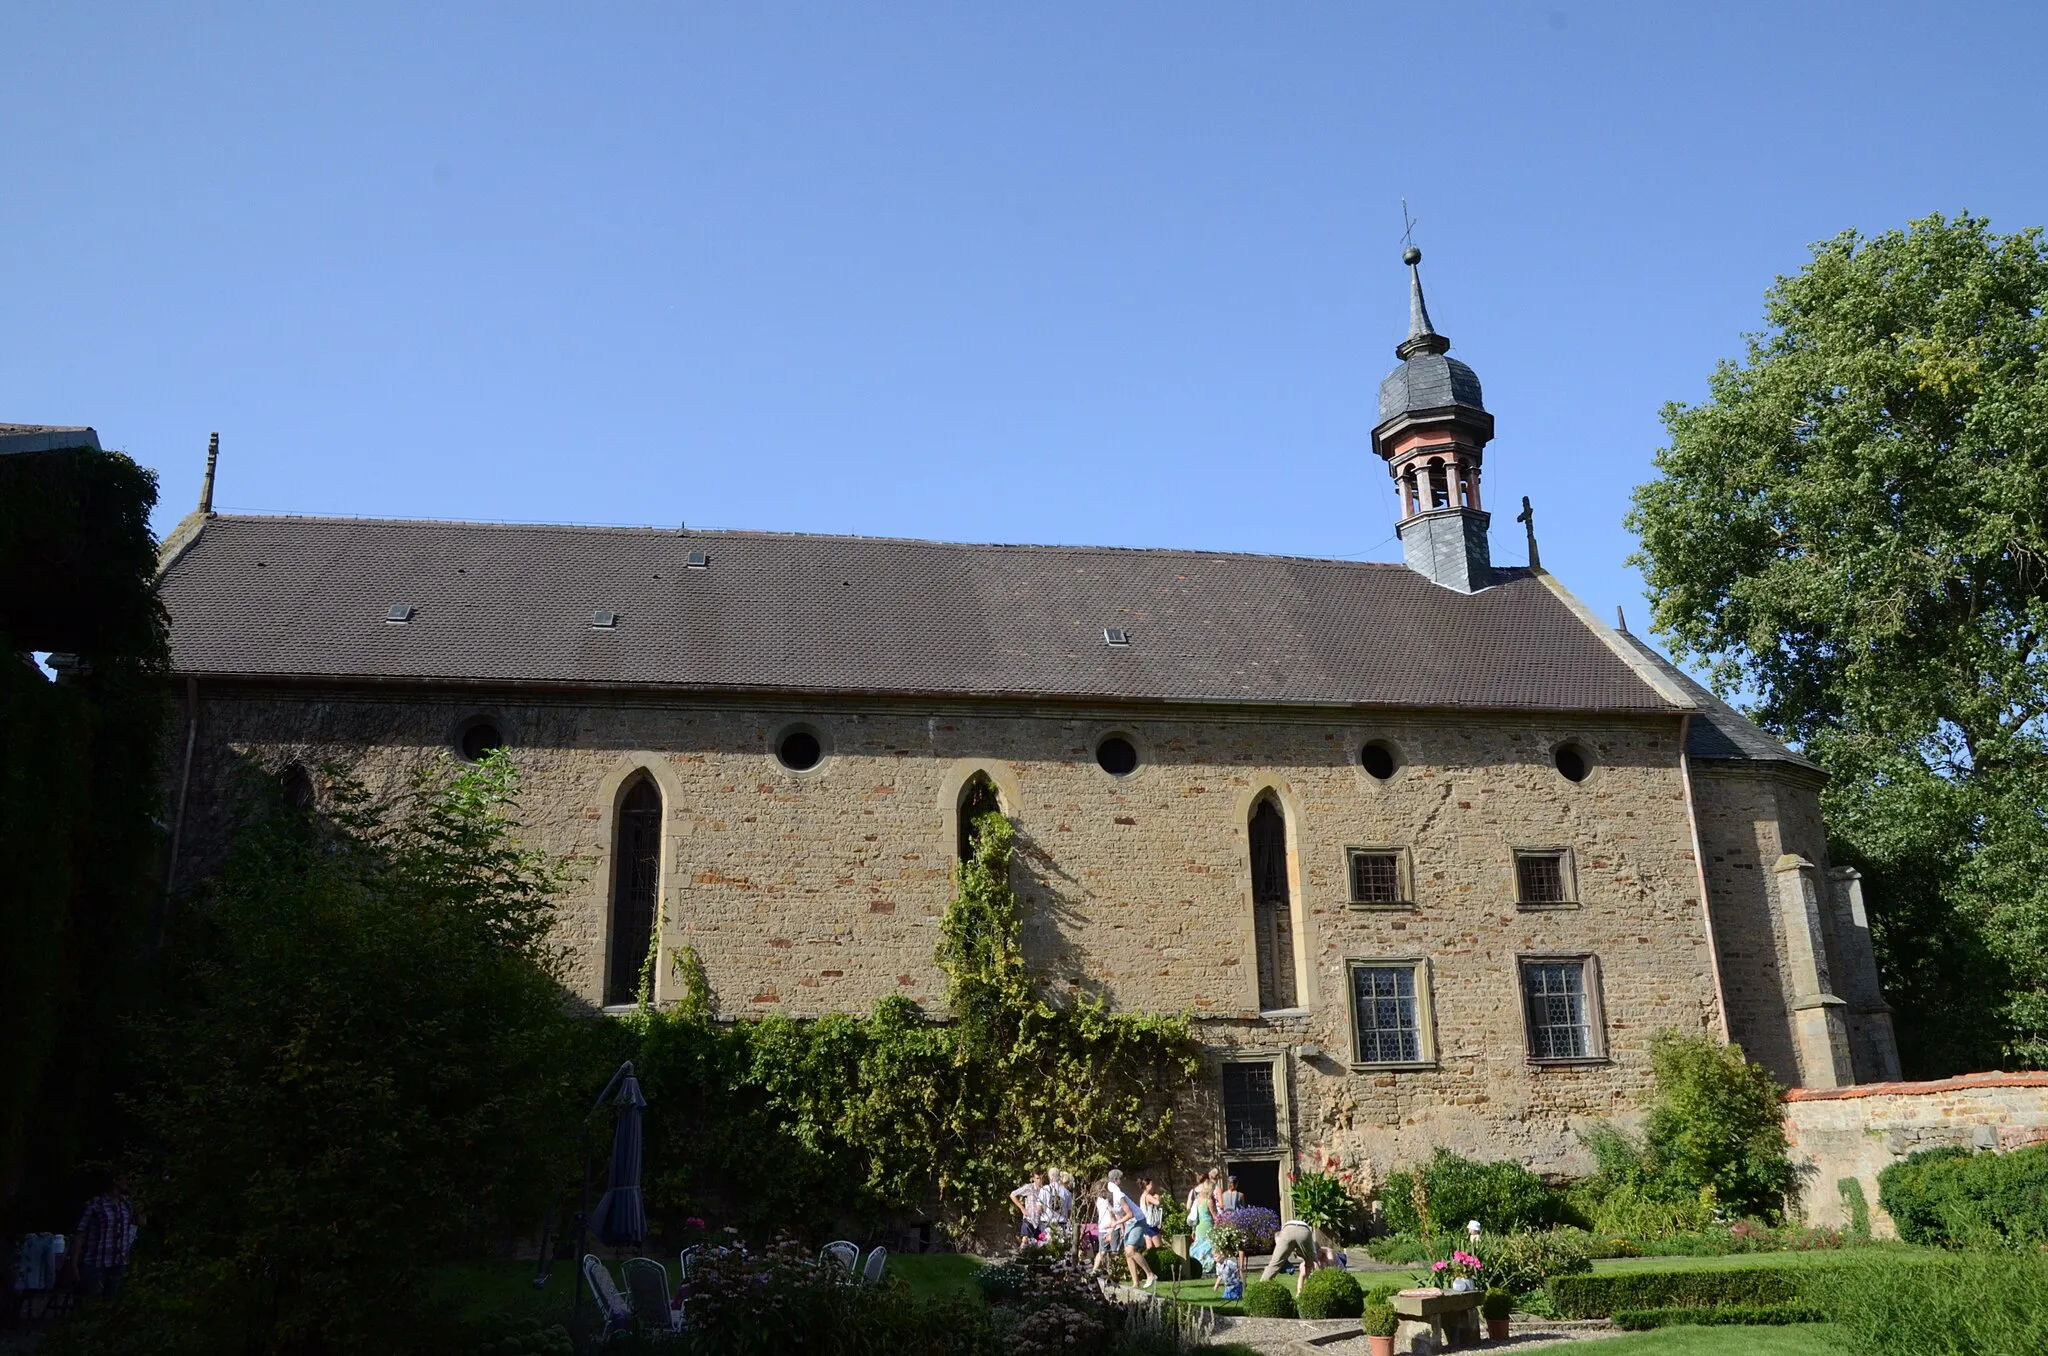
top-left (175, 682), bottom-right (1726, 1178)
top-left (1784, 1074), bottom-right (2048, 1235)
top-left (1687, 762), bottom-right (1897, 1090)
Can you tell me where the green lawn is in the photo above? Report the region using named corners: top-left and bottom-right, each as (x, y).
top-left (885, 1252), bottom-right (985, 1300)
top-left (430, 1258), bottom-right (578, 1327)
top-left (1572, 1324), bottom-right (1841, 1354)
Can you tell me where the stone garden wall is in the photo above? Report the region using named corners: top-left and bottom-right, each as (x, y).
top-left (1784, 1073), bottom-right (2048, 1235)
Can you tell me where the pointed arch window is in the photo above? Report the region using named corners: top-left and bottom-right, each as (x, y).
top-left (958, 772), bottom-right (1002, 862)
top-left (606, 776), bottom-right (663, 1007)
top-left (1250, 796), bottom-right (1298, 1011)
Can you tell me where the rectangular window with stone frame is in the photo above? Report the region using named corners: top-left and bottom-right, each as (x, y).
top-left (1346, 959), bottom-right (1435, 1067)
top-left (1512, 848), bottom-right (1577, 907)
top-left (1519, 955), bottom-right (1606, 1063)
top-left (1346, 847), bottom-right (1412, 908)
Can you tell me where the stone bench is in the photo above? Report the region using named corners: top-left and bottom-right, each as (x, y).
top-left (1392, 1289), bottom-right (1482, 1354)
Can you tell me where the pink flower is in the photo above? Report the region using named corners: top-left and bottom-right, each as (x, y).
top-left (1432, 1260), bottom-right (1447, 1272)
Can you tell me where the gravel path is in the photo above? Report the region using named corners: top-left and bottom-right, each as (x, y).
top-left (1201, 1314), bottom-right (1619, 1354)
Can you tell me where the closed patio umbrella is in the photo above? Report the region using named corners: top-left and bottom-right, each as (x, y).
top-left (590, 1070), bottom-right (647, 1248)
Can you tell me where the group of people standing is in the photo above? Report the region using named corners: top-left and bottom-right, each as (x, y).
top-left (1008, 1165), bottom-right (1251, 1294)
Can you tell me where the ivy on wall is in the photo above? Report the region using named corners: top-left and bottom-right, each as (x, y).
top-left (620, 809), bottom-right (1200, 1236)
top-left (0, 446), bottom-right (168, 1238)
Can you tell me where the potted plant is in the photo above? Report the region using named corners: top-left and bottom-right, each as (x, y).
top-left (1430, 1248), bottom-right (1484, 1294)
top-left (1481, 1288), bottom-right (1512, 1340)
top-left (1363, 1300), bottom-right (1399, 1356)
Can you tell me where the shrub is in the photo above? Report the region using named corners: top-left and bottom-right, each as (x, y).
top-left (1611, 1304), bottom-right (1829, 1330)
top-left (1362, 1301), bottom-right (1398, 1338)
top-left (1547, 1266), bottom-right (1800, 1319)
top-left (1876, 1142), bottom-right (2048, 1250)
top-left (1290, 1171), bottom-right (1363, 1239)
top-left (1471, 1231), bottom-right (1591, 1295)
top-left (1480, 1289), bottom-right (1512, 1321)
top-left (1008, 1302), bottom-right (1107, 1356)
top-left (1379, 1149), bottom-right (1575, 1235)
top-left (1813, 1254), bottom-right (2048, 1356)
top-left (95, 754), bottom-right (588, 1355)
top-left (1142, 1246), bottom-right (1184, 1280)
top-left (1363, 1233), bottom-right (1431, 1264)
top-left (1295, 1268), bottom-right (1363, 1320)
top-left (976, 1263), bottom-right (1030, 1304)
top-left (1577, 1178), bottom-right (1714, 1238)
top-left (1240, 1280), bottom-right (1297, 1318)
top-left (1572, 1034), bottom-right (1793, 1228)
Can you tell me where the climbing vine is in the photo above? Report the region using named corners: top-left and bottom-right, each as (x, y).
top-left (622, 809), bottom-right (1199, 1236)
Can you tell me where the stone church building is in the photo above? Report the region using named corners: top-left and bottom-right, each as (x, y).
top-left (156, 252), bottom-right (1898, 1211)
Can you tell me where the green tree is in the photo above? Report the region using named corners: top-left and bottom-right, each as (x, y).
top-left (103, 753), bottom-right (587, 1355)
top-left (1628, 211), bottom-right (2048, 1072)
top-left (0, 443), bottom-right (168, 1242)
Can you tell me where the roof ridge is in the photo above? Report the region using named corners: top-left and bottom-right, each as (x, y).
top-left (200, 513), bottom-right (1435, 570)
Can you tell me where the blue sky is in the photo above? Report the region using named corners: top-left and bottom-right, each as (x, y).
top-left (6, 3), bottom-right (2045, 653)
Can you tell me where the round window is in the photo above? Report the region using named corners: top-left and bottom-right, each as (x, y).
top-left (458, 720), bottom-right (505, 762)
top-left (1554, 742), bottom-right (1592, 783)
top-left (1095, 735), bottom-right (1138, 777)
top-left (1361, 741), bottom-right (1399, 781)
top-left (777, 729), bottom-right (823, 771)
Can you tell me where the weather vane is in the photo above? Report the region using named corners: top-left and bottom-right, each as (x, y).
top-left (1401, 199), bottom-right (1420, 250)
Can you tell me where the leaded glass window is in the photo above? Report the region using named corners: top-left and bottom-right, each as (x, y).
top-left (1523, 960), bottom-right (1595, 1060)
top-left (1350, 965), bottom-right (1423, 1063)
top-left (1221, 1062), bottom-right (1279, 1152)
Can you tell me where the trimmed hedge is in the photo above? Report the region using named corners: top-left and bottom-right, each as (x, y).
top-left (1241, 1280), bottom-right (1297, 1318)
top-left (1547, 1267), bottom-right (1799, 1319)
top-left (1296, 1267), bottom-right (1363, 1319)
top-left (1612, 1304), bottom-right (1828, 1330)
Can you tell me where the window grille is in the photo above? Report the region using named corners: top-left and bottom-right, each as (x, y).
top-left (1221, 1062), bottom-right (1279, 1152)
top-left (1515, 851), bottom-right (1570, 905)
top-left (1523, 960), bottom-right (1595, 1060)
top-left (1350, 965), bottom-right (1423, 1063)
top-left (605, 777), bottom-right (663, 1006)
top-left (1349, 852), bottom-right (1402, 905)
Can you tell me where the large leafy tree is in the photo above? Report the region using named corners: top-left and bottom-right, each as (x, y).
top-left (100, 753), bottom-right (590, 1355)
top-left (1629, 212), bottom-right (2048, 1075)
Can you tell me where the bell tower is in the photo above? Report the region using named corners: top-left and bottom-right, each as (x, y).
top-left (1372, 247), bottom-right (1496, 592)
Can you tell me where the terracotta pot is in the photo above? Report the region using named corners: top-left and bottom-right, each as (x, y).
top-left (1368, 1337), bottom-right (1395, 1356)
top-left (1487, 1318), bottom-right (1511, 1340)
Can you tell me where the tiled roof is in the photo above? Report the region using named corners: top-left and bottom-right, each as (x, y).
top-left (159, 515), bottom-right (1684, 713)
top-left (1616, 632), bottom-right (1816, 769)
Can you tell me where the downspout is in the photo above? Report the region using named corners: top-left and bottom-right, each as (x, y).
top-left (1677, 713), bottom-right (1731, 1043)
top-left (160, 675), bottom-right (200, 945)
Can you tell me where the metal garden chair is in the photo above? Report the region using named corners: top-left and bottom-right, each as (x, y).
top-left (859, 1245), bottom-right (887, 1286)
top-left (581, 1255), bottom-right (635, 1343)
top-left (818, 1240), bottom-right (860, 1279)
top-left (621, 1256), bottom-right (681, 1335)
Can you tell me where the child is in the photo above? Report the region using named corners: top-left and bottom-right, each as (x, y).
top-left (1215, 1252), bottom-right (1243, 1301)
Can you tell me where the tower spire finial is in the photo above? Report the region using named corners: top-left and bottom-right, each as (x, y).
top-left (198, 432), bottom-right (219, 514)
top-left (1396, 246), bottom-right (1450, 360)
